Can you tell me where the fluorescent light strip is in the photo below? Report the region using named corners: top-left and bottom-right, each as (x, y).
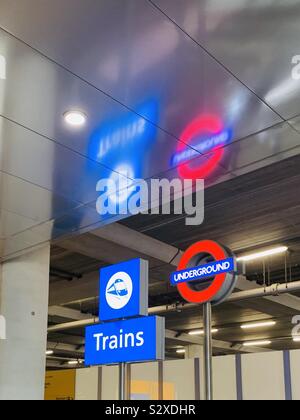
top-left (243, 340), bottom-right (272, 347)
top-left (241, 321), bottom-right (276, 330)
top-left (176, 349), bottom-right (186, 354)
top-left (189, 329), bottom-right (219, 336)
top-left (237, 246), bottom-right (288, 262)
top-left (46, 350), bottom-right (54, 356)
top-left (293, 336), bottom-right (300, 342)
top-left (68, 359), bottom-right (84, 365)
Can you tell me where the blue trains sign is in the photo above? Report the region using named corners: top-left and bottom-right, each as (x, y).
top-left (99, 259), bottom-right (149, 322)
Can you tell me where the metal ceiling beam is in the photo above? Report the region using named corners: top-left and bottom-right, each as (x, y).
top-left (49, 271), bottom-right (99, 306)
top-left (49, 271), bottom-right (164, 307)
top-left (57, 224), bottom-right (300, 313)
top-left (48, 306), bottom-right (93, 321)
top-left (234, 276), bottom-right (300, 311)
top-left (47, 308), bottom-right (269, 354)
top-left (48, 278), bottom-right (300, 332)
top-left (50, 267), bottom-right (300, 316)
top-left (47, 342), bottom-right (84, 354)
top-left (91, 224), bottom-right (183, 266)
top-left (164, 330), bottom-right (268, 354)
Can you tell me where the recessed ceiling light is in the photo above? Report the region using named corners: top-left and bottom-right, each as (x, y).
top-left (293, 336), bottom-right (300, 342)
top-left (64, 110), bottom-right (87, 127)
top-left (241, 321), bottom-right (276, 330)
top-left (243, 340), bottom-right (272, 347)
top-left (237, 246), bottom-right (288, 262)
top-left (189, 329), bottom-right (219, 336)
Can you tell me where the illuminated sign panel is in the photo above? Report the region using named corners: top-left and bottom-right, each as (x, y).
top-left (99, 259), bottom-right (148, 322)
top-left (170, 258), bottom-right (235, 286)
top-left (86, 258), bottom-right (165, 367)
top-left (171, 240), bottom-right (237, 305)
top-left (85, 316), bottom-right (165, 366)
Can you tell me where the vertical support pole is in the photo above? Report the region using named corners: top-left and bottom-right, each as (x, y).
top-left (119, 362), bottom-right (126, 401)
top-left (158, 361), bottom-right (164, 400)
top-left (97, 367), bottom-right (102, 401)
top-left (203, 302), bottom-right (213, 401)
top-left (126, 363), bottom-right (131, 400)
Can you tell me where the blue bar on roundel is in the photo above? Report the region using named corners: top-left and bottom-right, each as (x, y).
top-left (170, 257), bottom-right (235, 286)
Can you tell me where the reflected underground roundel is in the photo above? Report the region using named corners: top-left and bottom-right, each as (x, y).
top-left (177, 114), bottom-right (226, 180)
top-left (176, 240), bottom-right (236, 306)
top-left (105, 272), bottom-right (133, 310)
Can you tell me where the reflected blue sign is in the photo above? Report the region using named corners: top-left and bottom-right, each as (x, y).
top-left (88, 101), bottom-right (158, 217)
top-left (85, 316), bottom-right (165, 366)
top-left (88, 100), bottom-right (158, 179)
top-left (171, 128), bottom-right (233, 167)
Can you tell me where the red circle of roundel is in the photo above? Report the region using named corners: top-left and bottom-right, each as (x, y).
top-left (177, 114), bottom-right (225, 180)
top-left (177, 240), bottom-right (228, 304)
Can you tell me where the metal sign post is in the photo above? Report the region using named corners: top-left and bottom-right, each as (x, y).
top-left (119, 362), bottom-right (126, 401)
top-left (170, 241), bottom-right (238, 402)
top-left (203, 302), bottom-right (213, 401)
top-left (85, 258), bottom-right (165, 401)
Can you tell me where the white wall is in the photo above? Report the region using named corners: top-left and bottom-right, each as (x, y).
top-left (241, 352), bottom-right (285, 400)
top-left (101, 365), bottom-right (119, 400)
top-left (164, 359), bottom-right (195, 400)
top-left (213, 355), bottom-right (237, 400)
top-left (74, 350), bottom-right (300, 400)
top-left (290, 350), bottom-right (300, 400)
top-left (131, 362), bottom-right (159, 400)
top-left (75, 367), bottom-right (99, 400)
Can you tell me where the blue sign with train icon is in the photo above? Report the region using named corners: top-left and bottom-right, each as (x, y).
top-left (99, 259), bottom-right (149, 322)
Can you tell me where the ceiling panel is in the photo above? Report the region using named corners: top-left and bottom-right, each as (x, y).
top-left (0, 28), bottom-right (201, 183)
top-left (289, 114), bottom-right (300, 134)
top-left (224, 122), bottom-right (300, 174)
top-left (0, 172), bottom-right (81, 237)
top-left (152, 0), bottom-right (300, 120)
top-left (0, 0), bottom-right (281, 145)
top-left (0, 116), bottom-right (131, 204)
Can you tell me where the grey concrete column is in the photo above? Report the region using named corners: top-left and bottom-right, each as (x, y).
top-left (0, 245), bottom-right (50, 400)
top-left (185, 344), bottom-right (204, 359)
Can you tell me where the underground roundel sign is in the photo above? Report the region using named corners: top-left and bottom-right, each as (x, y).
top-left (170, 240), bottom-right (237, 305)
